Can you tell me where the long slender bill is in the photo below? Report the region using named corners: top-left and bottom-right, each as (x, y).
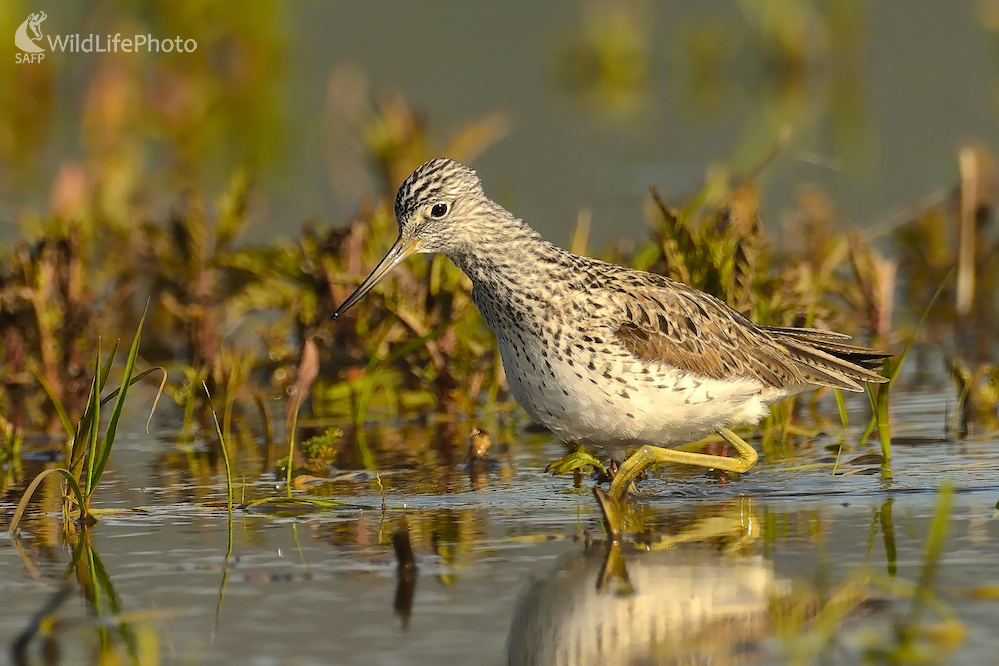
top-left (331, 236), bottom-right (420, 320)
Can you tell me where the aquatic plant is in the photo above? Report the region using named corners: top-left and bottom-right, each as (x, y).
top-left (948, 359), bottom-right (999, 435)
top-left (639, 172), bottom-right (864, 336)
top-left (0, 414), bottom-right (23, 494)
top-left (8, 308), bottom-right (153, 533)
top-left (298, 426), bottom-right (344, 471)
top-left (0, 76), bottom-right (997, 512)
top-left (0, 225), bottom-right (135, 431)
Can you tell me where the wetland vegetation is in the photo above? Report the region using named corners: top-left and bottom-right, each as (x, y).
top-left (2, 2), bottom-right (999, 664)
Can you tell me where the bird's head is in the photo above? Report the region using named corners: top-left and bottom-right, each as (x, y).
top-left (332, 158), bottom-right (485, 319)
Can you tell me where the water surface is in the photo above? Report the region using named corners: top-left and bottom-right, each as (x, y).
top-left (2, 388), bottom-right (998, 664)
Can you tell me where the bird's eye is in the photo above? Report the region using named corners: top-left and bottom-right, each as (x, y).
top-left (430, 203), bottom-right (449, 218)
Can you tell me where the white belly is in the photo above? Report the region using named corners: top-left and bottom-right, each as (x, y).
top-left (496, 331), bottom-right (772, 459)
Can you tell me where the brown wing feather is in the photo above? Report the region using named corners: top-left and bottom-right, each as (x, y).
top-left (610, 276), bottom-right (888, 393)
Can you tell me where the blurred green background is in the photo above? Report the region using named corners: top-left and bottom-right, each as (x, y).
top-left (5, 0), bottom-right (999, 247)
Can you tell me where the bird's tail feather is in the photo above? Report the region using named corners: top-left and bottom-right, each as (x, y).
top-left (763, 326), bottom-right (890, 392)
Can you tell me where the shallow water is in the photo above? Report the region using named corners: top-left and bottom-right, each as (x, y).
top-left (2, 387), bottom-right (998, 665)
top-left (5, 3), bottom-right (999, 663)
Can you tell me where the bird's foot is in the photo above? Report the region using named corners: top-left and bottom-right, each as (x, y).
top-left (545, 449), bottom-right (646, 489)
top-left (544, 445), bottom-right (607, 477)
top-left (700, 440), bottom-right (732, 483)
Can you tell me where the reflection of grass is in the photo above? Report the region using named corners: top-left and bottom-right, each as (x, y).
top-left (776, 484), bottom-right (964, 663)
top-left (865, 483), bottom-right (964, 661)
top-left (72, 529), bottom-right (139, 660)
top-left (12, 527), bottom-right (167, 664)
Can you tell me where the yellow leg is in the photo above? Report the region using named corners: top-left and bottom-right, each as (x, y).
top-left (607, 428), bottom-right (758, 504)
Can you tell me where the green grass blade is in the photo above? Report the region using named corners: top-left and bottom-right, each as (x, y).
top-left (833, 389), bottom-right (849, 429)
top-left (903, 483), bottom-right (953, 643)
top-left (84, 339), bottom-right (102, 506)
top-left (858, 271), bottom-right (952, 448)
top-left (888, 270), bottom-right (953, 388)
top-left (876, 363), bottom-right (893, 465)
top-left (91, 305), bottom-right (148, 489)
top-left (202, 382), bottom-right (234, 522)
top-left (286, 391), bottom-right (303, 497)
top-left (830, 388), bottom-right (851, 476)
top-left (8, 468), bottom-right (86, 536)
top-left (97, 367), bottom-right (160, 408)
top-left (27, 362), bottom-right (75, 441)
top-left (858, 384), bottom-right (877, 445)
top-left (69, 372), bottom-right (100, 476)
top-left (204, 377), bottom-right (236, 644)
top-left (98, 339), bottom-right (120, 391)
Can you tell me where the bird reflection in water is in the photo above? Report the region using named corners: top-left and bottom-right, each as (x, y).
top-left (507, 499), bottom-right (793, 665)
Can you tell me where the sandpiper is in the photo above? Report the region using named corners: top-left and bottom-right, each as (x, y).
top-left (332, 158), bottom-right (889, 511)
